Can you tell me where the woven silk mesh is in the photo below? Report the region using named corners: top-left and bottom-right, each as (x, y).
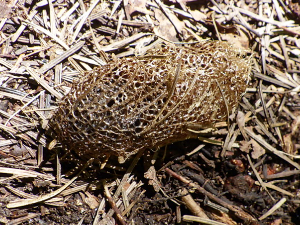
top-left (50, 41), bottom-right (251, 163)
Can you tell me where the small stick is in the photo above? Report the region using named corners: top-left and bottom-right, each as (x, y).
top-left (183, 215), bottom-right (227, 225)
top-left (103, 181), bottom-right (127, 225)
top-left (6, 159), bottom-right (93, 208)
top-left (39, 41), bottom-right (85, 74)
top-left (212, 11), bottom-right (221, 41)
top-left (245, 128), bottom-right (300, 169)
top-left (180, 188), bottom-right (209, 219)
top-left (258, 198), bottom-right (286, 221)
top-left (5, 91), bottom-right (43, 126)
top-left (247, 154), bottom-right (275, 202)
top-left (165, 168), bottom-right (257, 223)
top-left (255, 181), bottom-right (294, 197)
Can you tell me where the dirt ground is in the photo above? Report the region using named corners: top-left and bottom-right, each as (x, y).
top-left (0, 0), bottom-right (300, 224)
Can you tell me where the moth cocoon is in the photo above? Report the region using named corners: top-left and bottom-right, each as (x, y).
top-left (50, 41), bottom-right (251, 163)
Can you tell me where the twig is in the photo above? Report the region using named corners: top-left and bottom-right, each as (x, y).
top-left (103, 180), bottom-right (127, 225)
top-left (121, 190), bottom-right (146, 216)
top-left (71, 0), bottom-right (100, 44)
top-left (258, 198), bottom-right (286, 221)
top-left (60, 2), bottom-right (80, 22)
top-left (39, 41), bottom-right (85, 73)
top-left (247, 154), bottom-right (275, 201)
top-left (264, 169), bottom-right (300, 180)
top-left (165, 168), bottom-right (257, 223)
top-left (180, 188), bottom-right (209, 218)
top-left (245, 128), bottom-right (300, 169)
top-left (6, 213), bottom-right (40, 225)
top-left (0, 167), bottom-right (54, 180)
top-left (11, 10), bottom-right (38, 42)
top-left (253, 72), bottom-right (292, 89)
top-left (233, 6), bottom-right (294, 27)
top-left (255, 181), bottom-right (294, 197)
top-left (7, 176), bottom-right (76, 208)
top-left (26, 67), bottom-right (63, 99)
top-left (6, 159), bottom-right (92, 208)
top-left (22, 19), bottom-right (69, 49)
top-left (100, 33), bottom-right (152, 52)
top-left (183, 215), bottom-right (227, 225)
top-left (154, 0), bottom-right (183, 34)
top-left (4, 91), bottom-right (43, 126)
top-left (113, 148), bottom-right (146, 199)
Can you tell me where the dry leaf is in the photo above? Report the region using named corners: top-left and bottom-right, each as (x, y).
top-left (0, 0), bottom-right (12, 19)
top-left (144, 166), bottom-right (160, 192)
top-left (125, 0), bottom-right (148, 16)
top-left (283, 133), bottom-right (293, 154)
top-left (250, 139), bottom-right (265, 159)
top-left (270, 218), bottom-right (282, 225)
top-left (240, 140), bottom-right (251, 153)
top-left (237, 111), bottom-right (249, 140)
top-left (220, 27), bottom-right (250, 50)
top-left (291, 116), bottom-right (300, 136)
top-left (153, 8), bottom-right (178, 42)
top-left (189, 9), bottom-right (207, 22)
top-left (83, 192), bottom-right (99, 209)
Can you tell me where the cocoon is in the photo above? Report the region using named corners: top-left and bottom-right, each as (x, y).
top-left (50, 41), bottom-right (251, 163)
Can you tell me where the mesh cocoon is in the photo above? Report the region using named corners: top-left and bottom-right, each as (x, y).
top-left (50, 41), bottom-right (251, 163)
